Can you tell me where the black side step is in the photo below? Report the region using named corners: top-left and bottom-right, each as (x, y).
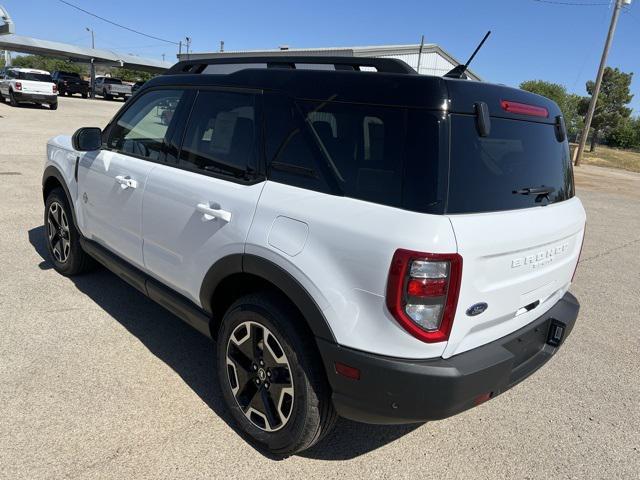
top-left (79, 237), bottom-right (212, 338)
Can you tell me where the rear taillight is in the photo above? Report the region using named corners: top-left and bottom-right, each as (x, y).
top-left (15, 82), bottom-right (22, 91)
top-left (52, 84), bottom-right (58, 94)
top-left (500, 100), bottom-right (548, 118)
top-left (386, 249), bottom-right (462, 343)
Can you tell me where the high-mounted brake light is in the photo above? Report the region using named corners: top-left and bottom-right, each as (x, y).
top-left (386, 249), bottom-right (462, 343)
top-left (500, 100), bottom-right (548, 118)
top-left (15, 81), bottom-right (22, 91)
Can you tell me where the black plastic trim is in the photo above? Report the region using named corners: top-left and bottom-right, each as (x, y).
top-left (317, 292), bottom-right (579, 424)
top-left (79, 237), bottom-right (213, 339)
top-left (42, 166), bottom-right (78, 225)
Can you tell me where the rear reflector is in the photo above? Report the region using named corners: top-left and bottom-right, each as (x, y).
top-left (335, 362), bottom-right (360, 380)
top-left (500, 100), bottom-right (548, 118)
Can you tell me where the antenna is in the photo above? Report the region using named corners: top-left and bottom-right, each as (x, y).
top-left (444, 30), bottom-right (491, 79)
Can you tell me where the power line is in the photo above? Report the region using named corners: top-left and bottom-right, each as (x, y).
top-left (56, 0), bottom-right (180, 45)
top-left (532, 0), bottom-right (610, 5)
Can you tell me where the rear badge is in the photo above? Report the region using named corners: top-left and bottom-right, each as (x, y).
top-left (466, 303), bottom-right (488, 316)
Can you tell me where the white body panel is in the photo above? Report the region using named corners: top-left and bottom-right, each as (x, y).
top-left (246, 181), bottom-right (458, 359)
top-left (77, 150), bottom-right (154, 268)
top-left (141, 165), bottom-right (264, 303)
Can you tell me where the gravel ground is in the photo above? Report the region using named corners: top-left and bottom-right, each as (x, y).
top-left (0, 96), bottom-right (638, 479)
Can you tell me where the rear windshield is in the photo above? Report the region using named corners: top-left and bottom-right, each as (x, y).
top-left (14, 71), bottom-right (52, 82)
top-left (60, 72), bottom-right (81, 79)
top-left (447, 115), bottom-right (574, 214)
top-left (104, 78), bottom-right (122, 84)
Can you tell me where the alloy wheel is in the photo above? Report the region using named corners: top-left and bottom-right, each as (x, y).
top-left (225, 321), bottom-right (294, 432)
top-left (47, 202), bottom-right (71, 263)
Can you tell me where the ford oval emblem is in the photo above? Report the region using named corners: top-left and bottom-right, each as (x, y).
top-left (466, 303), bottom-right (488, 316)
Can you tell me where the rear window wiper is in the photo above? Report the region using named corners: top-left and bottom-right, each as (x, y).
top-left (513, 186), bottom-right (556, 203)
top-left (512, 186), bottom-right (556, 196)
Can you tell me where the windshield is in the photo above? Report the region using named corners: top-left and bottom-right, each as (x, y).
top-left (104, 78), bottom-right (122, 84)
top-left (447, 115), bottom-right (574, 214)
top-left (14, 71), bottom-right (53, 82)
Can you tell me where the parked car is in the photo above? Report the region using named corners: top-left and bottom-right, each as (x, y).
top-left (0, 67), bottom-right (58, 109)
top-left (52, 71), bottom-right (89, 98)
top-left (42, 56), bottom-right (585, 455)
top-left (94, 76), bottom-right (131, 100)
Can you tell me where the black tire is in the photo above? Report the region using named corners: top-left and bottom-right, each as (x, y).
top-left (44, 188), bottom-right (95, 276)
top-left (103, 90), bottom-right (112, 101)
top-left (50, 102), bottom-right (58, 110)
top-left (82, 93), bottom-right (88, 99)
top-left (217, 293), bottom-right (337, 455)
top-left (9, 90), bottom-right (18, 107)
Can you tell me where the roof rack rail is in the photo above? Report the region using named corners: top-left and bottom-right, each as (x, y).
top-left (166, 56), bottom-right (418, 75)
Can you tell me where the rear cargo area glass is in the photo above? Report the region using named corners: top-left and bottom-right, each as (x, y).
top-left (447, 115), bottom-right (574, 214)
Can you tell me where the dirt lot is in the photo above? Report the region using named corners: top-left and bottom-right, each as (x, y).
top-left (1, 96), bottom-right (639, 479)
top-left (578, 144), bottom-right (640, 173)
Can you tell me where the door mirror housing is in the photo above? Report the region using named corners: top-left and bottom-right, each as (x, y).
top-left (72, 127), bottom-right (102, 151)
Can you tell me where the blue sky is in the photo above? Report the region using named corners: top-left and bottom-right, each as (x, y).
top-left (4, 0), bottom-right (639, 112)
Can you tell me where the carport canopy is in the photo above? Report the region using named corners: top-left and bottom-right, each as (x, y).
top-left (0, 33), bottom-right (172, 73)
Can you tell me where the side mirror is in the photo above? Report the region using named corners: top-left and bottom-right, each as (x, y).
top-left (72, 127), bottom-right (102, 151)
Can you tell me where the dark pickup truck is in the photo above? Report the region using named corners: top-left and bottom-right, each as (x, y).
top-left (51, 71), bottom-right (89, 98)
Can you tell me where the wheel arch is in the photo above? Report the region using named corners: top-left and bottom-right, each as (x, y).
top-left (42, 165), bottom-right (79, 227)
top-left (201, 254), bottom-right (335, 343)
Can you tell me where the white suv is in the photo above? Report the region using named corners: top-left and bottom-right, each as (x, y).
top-left (0, 67), bottom-right (58, 109)
top-left (41, 56), bottom-right (585, 455)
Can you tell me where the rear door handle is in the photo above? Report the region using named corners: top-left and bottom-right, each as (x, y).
top-left (115, 175), bottom-right (138, 189)
top-left (196, 203), bottom-right (232, 222)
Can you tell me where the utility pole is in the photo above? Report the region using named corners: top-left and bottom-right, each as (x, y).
top-left (574, 0), bottom-right (629, 166)
top-left (86, 27), bottom-right (96, 99)
top-left (161, 53), bottom-right (165, 62)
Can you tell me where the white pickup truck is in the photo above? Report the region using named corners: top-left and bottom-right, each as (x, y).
top-left (94, 76), bottom-right (131, 101)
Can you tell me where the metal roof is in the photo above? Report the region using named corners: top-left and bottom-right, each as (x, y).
top-left (0, 34), bottom-right (172, 73)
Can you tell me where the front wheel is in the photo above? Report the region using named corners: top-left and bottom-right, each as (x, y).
top-left (44, 188), bottom-right (94, 276)
top-left (217, 294), bottom-right (337, 455)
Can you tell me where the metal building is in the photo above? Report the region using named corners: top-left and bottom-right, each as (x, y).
top-left (177, 43), bottom-right (481, 80)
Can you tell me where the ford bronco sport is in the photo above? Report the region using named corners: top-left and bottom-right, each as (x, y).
top-left (41, 56), bottom-right (585, 455)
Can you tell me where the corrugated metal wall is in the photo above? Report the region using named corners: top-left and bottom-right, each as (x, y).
top-left (375, 52), bottom-right (456, 77)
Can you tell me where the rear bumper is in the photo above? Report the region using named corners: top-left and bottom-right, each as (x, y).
top-left (13, 92), bottom-right (57, 104)
top-left (317, 291), bottom-right (579, 424)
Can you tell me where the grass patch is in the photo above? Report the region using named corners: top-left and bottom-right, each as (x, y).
top-left (571, 144), bottom-right (640, 173)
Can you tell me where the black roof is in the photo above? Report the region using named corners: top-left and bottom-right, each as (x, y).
top-left (141, 56), bottom-right (562, 122)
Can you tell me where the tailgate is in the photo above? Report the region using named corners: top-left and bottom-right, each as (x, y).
top-left (21, 80), bottom-right (55, 95)
top-left (444, 197), bottom-right (585, 358)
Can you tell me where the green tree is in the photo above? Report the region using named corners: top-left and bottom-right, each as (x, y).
top-left (606, 116), bottom-right (640, 150)
top-left (578, 67), bottom-right (634, 152)
top-left (11, 54), bottom-right (87, 75)
top-left (108, 67), bottom-right (154, 83)
top-left (519, 80), bottom-right (583, 140)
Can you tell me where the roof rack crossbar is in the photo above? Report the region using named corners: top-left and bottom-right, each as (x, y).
top-left (167, 56), bottom-right (417, 75)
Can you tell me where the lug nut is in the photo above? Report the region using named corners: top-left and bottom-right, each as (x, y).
top-left (264, 382), bottom-right (270, 389)
top-left (259, 360), bottom-right (264, 367)
top-left (255, 378), bottom-right (260, 385)
top-left (267, 371), bottom-right (271, 377)
top-left (252, 364), bottom-right (258, 371)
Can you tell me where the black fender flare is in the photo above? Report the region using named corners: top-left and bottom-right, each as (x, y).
top-left (42, 165), bottom-right (79, 226)
top-left (199, 253), bottom-right (336, 342)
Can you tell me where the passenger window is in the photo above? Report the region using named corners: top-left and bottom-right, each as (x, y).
top-left (264, 95), bottom-right (333, 194)
top-left (300, 101), bottom-right (406, 207)
top-left (107, 89), bottom-right (183, 162)
top-left (178, 90), bottom-right (257, 179)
